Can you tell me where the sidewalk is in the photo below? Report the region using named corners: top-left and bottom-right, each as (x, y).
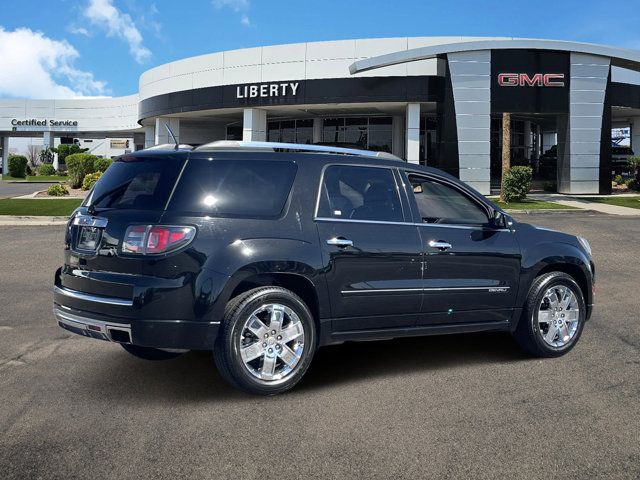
top-left (530, 193), bottom-right (640, 216)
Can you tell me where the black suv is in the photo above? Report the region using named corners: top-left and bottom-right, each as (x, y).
top-left (54, 141), bottom-right (595, 395)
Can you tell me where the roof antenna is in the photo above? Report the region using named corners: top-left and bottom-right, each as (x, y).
top-left (165, 122), bottom-right (178, 150)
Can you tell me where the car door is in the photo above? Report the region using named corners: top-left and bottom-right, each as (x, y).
top-left (315, 164), bottom-right (423, 332)
top-left (402, 171), bottom-right (521, 326)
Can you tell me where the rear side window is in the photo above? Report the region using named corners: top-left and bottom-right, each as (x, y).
top-left (168, 158), bottom-right (297, 217)
top-left (83, 155), bottom-right (185, 211)
top-left (317, 165), bottom-right (403, 222)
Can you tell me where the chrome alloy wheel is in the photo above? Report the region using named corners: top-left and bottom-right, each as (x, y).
top-left (537, 285), bottom-right (580, 348)
top-left (238, 303), bottom-right (305, 381)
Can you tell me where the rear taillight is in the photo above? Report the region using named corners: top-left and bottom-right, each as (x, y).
top-left (122, 225), bottom-right (196, 255)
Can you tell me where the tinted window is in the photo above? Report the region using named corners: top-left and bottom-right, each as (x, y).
top-left (83, 155), bottom-right (185, 211)
top-left (409, 175), bottom-right (489, 225)
top-left (169, 159), bottom-right (297, 217)
top-left (318, 166), bottom-right (403, 222)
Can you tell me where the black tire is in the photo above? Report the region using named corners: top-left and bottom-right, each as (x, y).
top-left (214, 286), bottom-right (316, 395)
top-left (513, 271), bottom-right (586, 357)
top-left (120, 343), bottom-right (186, 361)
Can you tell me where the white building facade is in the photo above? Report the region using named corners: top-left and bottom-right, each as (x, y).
top-left (3, 36), bottom-right (640, 194)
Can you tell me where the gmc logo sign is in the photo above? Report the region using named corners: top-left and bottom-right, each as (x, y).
top-left (498, 73), bottom-right (565, 87)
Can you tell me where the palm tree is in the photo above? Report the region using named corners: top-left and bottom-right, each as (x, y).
top-left (500, 112), bottom-right (511, 202)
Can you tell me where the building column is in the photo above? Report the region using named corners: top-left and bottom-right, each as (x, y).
top-left (406, 103), bottom-right (420, 164)
top-left (144, 125), bottom-right (155, 148)
top-left (559, 53), bottom-right (610, 194)
top-left (447, 50), bottom-right (491, 195)
top-left (1, 137), bottom-right (9, 176)
top-left (155, 117), bottom-right (180, 145)
top-left (243, 108), bottom-right (267, 142)
top-left (392, 115), bottom-right (405, 159)
top-left (312, 118), bottom-right (323, 144)
top-left (43, 132), bottom-right (56, 169)
top-left (631, 117), bottom-right (640, 157)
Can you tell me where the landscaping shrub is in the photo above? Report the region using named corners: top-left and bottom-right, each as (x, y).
top-left (82, 172), bottom-right (102, 191)
top-left (93, 157), bottom-right (112, 173)
top-left (47, 184), bottom-right (69, 196)
top-left (66, 153), bottom-right (97, 188)
top-left (624, 178), bottom-right (639, 191)
top-left (502, 166), bottom-right (533, 203)
top-left (628, 156), bottom-right (640, 181)
top-left (613, 174), bottom-right (623, 185)
top-left (54, 144), bottom-right (88, 167)
top-left (38, 163), bottom-right (56, 176)
top-left (543, 181), bottom-right (557, 192)
top-left (7, 155), bottom-right (28, 178)
top-left (26, 165), bottom-right (33, 176)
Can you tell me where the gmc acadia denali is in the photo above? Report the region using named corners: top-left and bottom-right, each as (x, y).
top-left (54, 141), bottom-right (595, 395)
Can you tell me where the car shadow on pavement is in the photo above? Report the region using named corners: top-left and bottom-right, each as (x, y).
top-left (300, 331), bottom-right (526, 391)
top-left (84, 331), bottom-right (525, 401)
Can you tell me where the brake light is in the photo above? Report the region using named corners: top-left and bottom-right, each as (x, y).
top-left (122, 225), bottom-right (196, 255)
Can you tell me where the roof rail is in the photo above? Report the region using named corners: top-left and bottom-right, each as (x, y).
top-left (143, 143), bottom-right (194, 152)
top-left (194, 140), bottom-right (402, 160)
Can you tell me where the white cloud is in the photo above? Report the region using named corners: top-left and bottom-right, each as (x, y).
top-left (213, 0), bottom-right (252, 27)
top-left (83, 0), bottom-right (151, 63)
top-left (0, 27), bottom-right (108, 99)
top-left (68, 25), bottom-right (90, 36)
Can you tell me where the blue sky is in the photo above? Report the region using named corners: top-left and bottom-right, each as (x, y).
top-left (0, 0), bottom-right (639, 98)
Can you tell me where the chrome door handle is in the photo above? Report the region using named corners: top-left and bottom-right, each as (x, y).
top-left (327, 237), bottom-right (353, 248)
top-left (428, 240), bottom-right (452, 251)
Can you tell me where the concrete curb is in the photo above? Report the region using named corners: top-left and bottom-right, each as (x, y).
top-left (0, 216), bottom-right (69, 226)
top-left (504, 209), bottom-right (600, 215)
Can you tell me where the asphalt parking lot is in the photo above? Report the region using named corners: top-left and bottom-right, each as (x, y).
top-left (0, 212), bottom-right (638, 480)
top-left (0, 181), bottom-right (55, 199)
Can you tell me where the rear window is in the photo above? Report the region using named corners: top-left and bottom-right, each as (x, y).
top-left (83, 155), bottom-right (185, 211)
top-left (168, 158), bottom-right (297, 217)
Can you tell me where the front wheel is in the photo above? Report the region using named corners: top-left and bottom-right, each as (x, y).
top-left (214, 287), bottom-right (316, 395)
top-left (514, 272), bottom-right (586, 357)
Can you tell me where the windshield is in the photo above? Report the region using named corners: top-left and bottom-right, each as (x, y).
top-left (83, 155), bottom-right (185, 211)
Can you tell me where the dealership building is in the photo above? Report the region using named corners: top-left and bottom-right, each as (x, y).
top-left (2, 36), bottom-right (640, 194)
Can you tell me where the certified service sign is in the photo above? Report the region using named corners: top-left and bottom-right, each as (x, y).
top-left (11, 119), bottom-right (79, 127)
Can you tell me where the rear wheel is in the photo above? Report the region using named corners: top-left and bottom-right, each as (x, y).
top-left (120, 344), bottom-right (186, 361)
top-left (214, 286), bottom-right (316, 395)
top-left (514, 272), bottom-right (586, 357)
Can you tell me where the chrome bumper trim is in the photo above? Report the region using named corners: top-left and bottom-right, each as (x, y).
top-left (54, 304), bottom-right (132, 343)
top-left (54, 285), bottom-right (133, 307)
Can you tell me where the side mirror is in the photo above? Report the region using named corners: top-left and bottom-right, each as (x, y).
top-left (491, 210), bottom-right (509, 229)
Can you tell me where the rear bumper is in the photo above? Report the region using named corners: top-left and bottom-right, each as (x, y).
top-left (54, 301), bottom-right (220, 350)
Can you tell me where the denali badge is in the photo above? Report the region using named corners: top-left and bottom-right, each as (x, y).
top-left (498, 73), bottom-right (565, 87)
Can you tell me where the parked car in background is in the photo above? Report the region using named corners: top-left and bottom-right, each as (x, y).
top-left (54, 141), bottom-right (595, 395)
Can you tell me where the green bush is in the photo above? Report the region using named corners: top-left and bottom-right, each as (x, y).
top-left (82, 171), bottom-right (102, 191)
top-left (93, 157), bottom-right (112, 173)
top-left (66, 153), bottom-right (97, 188)
top-left (54, 144), bottom-right (88, 166)
top-left (624, 178), bottom-right (639, 191)
top-left (47, 184), bottom-right (69, 196)
top-left (7, 155), bottom-right (28, 178)
top-left (38, 163), bottom-right (56, 176)
top-left (502, 166), bottom-right (533, 203)
top-left (26, 165), bottom-right (34, 176)
top-left (628, 156), bottom-right (640, 180)
top-left (613, 174), bottom-right (623, 185)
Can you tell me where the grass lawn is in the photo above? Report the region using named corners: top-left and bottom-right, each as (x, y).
top-left (587, 196), bottom-right (640, 210)
top-left (0, 199), bottom-right (82, 216)
top-left (489, 198), bottom-right (577, 210)
top-left (1, 175), bottom-right (67, 182)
